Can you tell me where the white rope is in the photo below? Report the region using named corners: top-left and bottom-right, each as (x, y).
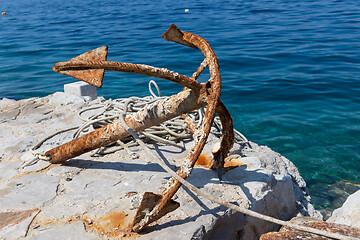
top-left (22, 80), bottom-right (249, 165)
top-left (73, 81), bottom-right (248, 158)
top-left (149, 79), bottom-right (162, 98)
top-left (21, 126), bottom-right (78, 168)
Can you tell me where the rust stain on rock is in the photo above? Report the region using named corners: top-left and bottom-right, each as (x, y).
top-left (84, 211), bottom-right (137, 238)
top-left (223, 160), bottom-right (244, 168)
top-left (0, 209), bottom-right (39, 230)
top-left (194, 153), bottom-right (213, 169)
top-left (194, 153), bottom-right (244, 169)
top-left (6, 163), bottom-right (56, 182)
top-left (100, 212), bottom-right (130, 232)
top-left (223, 156), bottom-right (244, 168)
top-left (260, 217), bottom-right (360, 239)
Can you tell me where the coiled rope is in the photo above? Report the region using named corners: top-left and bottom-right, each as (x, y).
top-left (22, 80), bottom-right (247, 167)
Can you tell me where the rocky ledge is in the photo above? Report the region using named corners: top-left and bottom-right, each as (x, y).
top-left (0, 91), bottom-right (347, 240)
top-left (260, 190), bottom-right (360, 239)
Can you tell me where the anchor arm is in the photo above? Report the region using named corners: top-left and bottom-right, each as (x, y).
top-left (132, 24), bottom-right (234, 232)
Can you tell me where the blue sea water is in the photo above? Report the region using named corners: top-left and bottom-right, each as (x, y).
top-left (1, 0), bottom-right (359, 210)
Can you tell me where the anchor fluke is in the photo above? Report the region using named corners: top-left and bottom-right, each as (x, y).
top-left (52, 46), bottom-right (108, 88)
top-left (131, 192), bottom-right (180, 232)
top-left (162, 24), bottom-right (198, 49)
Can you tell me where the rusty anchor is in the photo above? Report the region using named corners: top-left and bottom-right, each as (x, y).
top-left (46, 24), bottom-right (234, 232)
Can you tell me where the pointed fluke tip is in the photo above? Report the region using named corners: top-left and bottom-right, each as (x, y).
top-left (162, 24), bottom-right (198, 49)
top-left (51, 63), bottom-right (61, 73)
top-left (52, 46), bottom-right (108, 88)
top-left (131, 192), bottom-right (180, 232)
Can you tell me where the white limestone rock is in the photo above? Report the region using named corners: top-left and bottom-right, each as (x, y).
top-left (0, 94), bottom-right (318, 240)
top-left (238, 141), bottom-right (322, 219)
top-left (47, 91), bottom-right (86, 108)
top-left (26, 221), bottom-right (101, 240)
top-left (0, 97), bottom-right (16, 110)
top-left (0, 93), bottom-right (84, 163)
top-left (0, 209), bottom-right (40, 239)
top-left (0, 162), bottom-right (22, 181)
top-left (142, 165), bottom-right (296, 240)
top-left (0, 175), bottom-right (59, 211)
top-left (19, 160), bottom-right (51, 173)
top-left (327, 189), bottom-right (360, 228)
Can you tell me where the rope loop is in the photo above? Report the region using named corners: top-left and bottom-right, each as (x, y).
top-left (149, 80), bottom-right (162, 98)
top-left (21, 149), bottom-right (51, 168)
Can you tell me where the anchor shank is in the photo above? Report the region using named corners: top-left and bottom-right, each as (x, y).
top-left (45, 88), bottom-right (207, 164)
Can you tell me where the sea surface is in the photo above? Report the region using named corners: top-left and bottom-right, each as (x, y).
top-left (1, 0), bottom-right (359, 212)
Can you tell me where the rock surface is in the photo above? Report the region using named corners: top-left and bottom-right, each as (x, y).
top-left (0, 92), bottom-right (321, 239)
top-left (327, 189), bottom-right (360, 229)
top-left (260, 216), bottom-right (360, 239)
top-left (237, 142), bottom-right (322, 220)
top-left (0, 209), bottom-right (40, 239)
top-left (319, 180), bottom-right (360, 219)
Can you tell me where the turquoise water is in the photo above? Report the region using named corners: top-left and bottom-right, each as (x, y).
top-left (1, 0), bottom-right (359, 210)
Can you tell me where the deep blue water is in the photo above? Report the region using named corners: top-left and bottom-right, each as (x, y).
top-left (1, 0), bottom-right (359, 210)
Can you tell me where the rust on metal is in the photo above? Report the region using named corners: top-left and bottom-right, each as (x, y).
top-left (260, 217), bottom-right (360, 240)
top-left (161, 25), bottom-right (198, 49)
top-left (53, 59), bottom-right (202, 91)
top-left (131, 192), bottom-right (180, 228)
top-left (191, 58), bottom-right (209, 80)
top-left (131, 24), bottom-right (228, 232)
top-left (181, 113), bottom-right (198, 134)
top-left (212, 100), bottom-right (235, 168)
top-left (53, 46), bottom-right (108, 88)
top-left (45, 88), bottom-right (207, 163)
top-left (48, 24), bottom-right (235, 233)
